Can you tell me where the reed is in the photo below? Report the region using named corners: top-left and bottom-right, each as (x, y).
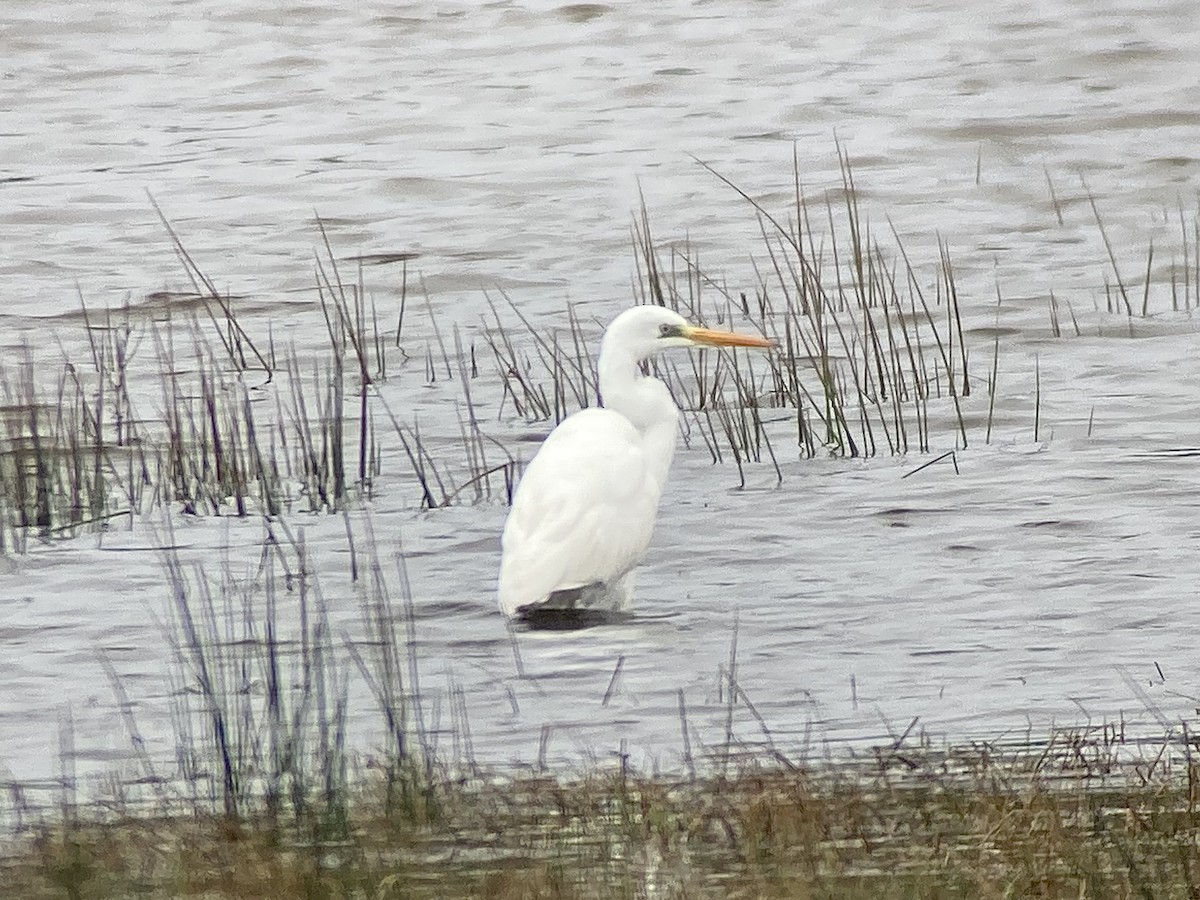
top-left (0, 155), bottom-right (1070, 537)
top-left (0, 222), bottom-right (410, 531)
top-left (1052, 182), bottom-right (1200, 324)
top-left (4, 498), bottom-right (1200, 898)
top-left (11, 705), bottom-right (1200, 897)
top-left (481, 151), bottom-right (1001, 478)
top-left (149, 195), bottom-right (272, 378)
top-left (667, 150), bottom-right (980, 459)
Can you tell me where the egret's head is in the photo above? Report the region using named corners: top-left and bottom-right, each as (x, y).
top-left (602, 305), bottom-right (773, 362)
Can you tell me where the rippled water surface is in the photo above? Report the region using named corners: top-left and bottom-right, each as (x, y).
top-left (4, 0), bottom-right (1200, 786)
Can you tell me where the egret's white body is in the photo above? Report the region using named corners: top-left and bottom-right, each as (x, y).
top-left (497, 306), bottom-right (771, 622)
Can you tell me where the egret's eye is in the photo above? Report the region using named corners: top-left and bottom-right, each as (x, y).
top-left (659, 323), bottom-right (676, 338)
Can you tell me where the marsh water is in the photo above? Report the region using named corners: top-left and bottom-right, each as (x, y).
top-left (5, 0), bottom-right (1200, 790)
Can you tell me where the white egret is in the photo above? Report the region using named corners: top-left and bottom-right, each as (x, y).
top-left (497, 305), bottom-right (772, 625)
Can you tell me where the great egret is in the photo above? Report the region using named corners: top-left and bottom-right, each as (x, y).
top-left (498, 305), bottom-right (772, 625)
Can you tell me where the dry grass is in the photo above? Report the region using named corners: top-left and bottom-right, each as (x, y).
top-left (4, 509), bottom-right (1200, 899)
top-left (7, 728), bottom-right (1200, 899)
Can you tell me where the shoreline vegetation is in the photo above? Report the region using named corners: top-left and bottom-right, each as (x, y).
top-left (4, 159), bottom-right (1200, 896)
top-left (8, 718), bottom-right (1200, 898)
top-left (10, 509), bottom-right (1200, 897)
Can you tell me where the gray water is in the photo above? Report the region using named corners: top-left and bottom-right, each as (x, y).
top-left (4, 0), bottom-right (1200, 786)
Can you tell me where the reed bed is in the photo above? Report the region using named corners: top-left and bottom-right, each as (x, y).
top-left (487, 152), bottom-right (1007, 474)
top-left (6, 151), bottom-right (1094, 544)
top-left (16, 154), bottom-right (1194, 541)
top-left (0, 217), bottom-right (468, 539)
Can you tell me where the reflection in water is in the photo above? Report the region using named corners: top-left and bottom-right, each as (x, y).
top-left (516, 608), bottom-right (635, 631)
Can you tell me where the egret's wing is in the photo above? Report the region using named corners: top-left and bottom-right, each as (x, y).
top-left (498, 408), bottom-right (661, 615)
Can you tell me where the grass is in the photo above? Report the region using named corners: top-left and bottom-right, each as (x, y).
top-left (8, 719), bottom-right (1200, 897)
top-left (1, 153), bottom-right (1071, 543)
top-left (1045, 179), bottom-right (1200, 332)
top-left (12, 150), bottom-right (1197, 541)
top-left (486, 149), bottom-right (1022, 470)
top-left (648, 149), bottom-right (979, 458)
top-left (6, 512), bottom-right (1200, 899)
top-left (2, 156), bottom-right (1181, 891)
top-left (4, 513), bottom-right (1192, 900)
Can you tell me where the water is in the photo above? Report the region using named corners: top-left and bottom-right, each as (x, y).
top-left (4, 0), bottom-right (1200, 786)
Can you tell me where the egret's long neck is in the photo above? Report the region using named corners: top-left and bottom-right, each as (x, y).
top-left (598, 340), bottom-right (679, 488)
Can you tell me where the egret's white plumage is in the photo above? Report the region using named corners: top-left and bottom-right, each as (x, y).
top-left (497, 306), bottom-right (772, 622)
